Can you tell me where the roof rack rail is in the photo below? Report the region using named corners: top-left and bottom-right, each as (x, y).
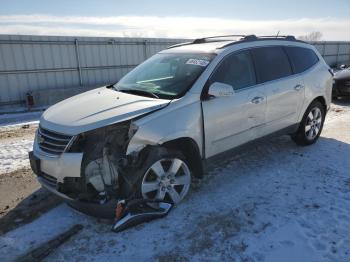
top-left (167, 34), bottom-right (250, 49)
top-left (167, 34), bottom-right (301, 49)
top-left (167, 41), bottom-right (194, 49)
top-left (219, 34), bottom-right (303, 48)
top-left (192, 34), bottom-right (247, 44)
top-left (258, 35), bottom-right (297, 40)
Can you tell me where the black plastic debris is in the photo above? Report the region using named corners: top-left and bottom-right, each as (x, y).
top-left (112, 199), bottom-right (172, 232)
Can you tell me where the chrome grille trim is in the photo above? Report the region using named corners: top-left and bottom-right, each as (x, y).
top-left (38, 126), bottom-right (74, 155)
top-left (39, 139), bottom-right (67, 148)
top-left (38, 128), bottom-right (71, 142)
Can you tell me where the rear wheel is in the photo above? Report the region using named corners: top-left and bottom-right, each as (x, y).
top-left (292, 100), bottom-right (325, 146)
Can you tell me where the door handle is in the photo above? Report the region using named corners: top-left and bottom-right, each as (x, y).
top-left (294, 84), bottom-right (304, 91)
top-left (251, 96), bottom-right (264, 104)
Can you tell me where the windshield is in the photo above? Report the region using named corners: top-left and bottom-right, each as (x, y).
top-left (114, 53), bottom-right (215, 99)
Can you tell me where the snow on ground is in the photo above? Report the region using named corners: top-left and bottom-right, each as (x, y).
top-left (0, 111), bottom-right (39, 174)
top-left (0, 139), bottom-right (33, 174)
top-left (1, 102), bottom-right (350, 261)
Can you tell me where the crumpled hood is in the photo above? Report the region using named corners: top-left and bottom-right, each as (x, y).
top-left (40, 87), bottom-right (170, 135)
top-left (334, 69), bottom-right (350, 80)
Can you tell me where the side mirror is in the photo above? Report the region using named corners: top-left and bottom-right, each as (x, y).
top-left (207, 82), bottom-right (234, 98)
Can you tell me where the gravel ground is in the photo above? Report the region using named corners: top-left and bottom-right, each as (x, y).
top-left (0, 100), bottom-right (350, 261)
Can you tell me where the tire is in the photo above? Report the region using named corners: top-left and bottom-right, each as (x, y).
top-left (125, 147), bottom-right (192, 205)
top-left (291, 100), bottom-right (325, 146)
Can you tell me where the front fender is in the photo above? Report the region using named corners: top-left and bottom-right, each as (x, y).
top-left (126, 100), bottom-right (203, 157)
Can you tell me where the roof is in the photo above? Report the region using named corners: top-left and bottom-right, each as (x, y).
top-left (161, 34), bottom-right (307, 54)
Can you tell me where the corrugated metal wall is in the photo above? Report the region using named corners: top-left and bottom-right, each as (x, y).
top-left (0, 35), bottom-right (350, 112)
top-left (0, 35), bottom-right (186, 110)
top-left (311, 41), bottom-right (350, 67)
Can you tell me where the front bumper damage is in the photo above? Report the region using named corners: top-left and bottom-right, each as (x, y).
top-left (29, 116), bottom-right (176, 230)
top-left (29, 121), bottom-right (135, 219)
top-left (29, 150), bottom-right (173, 230)
top-left (29, 151), bottom-right (118, 218)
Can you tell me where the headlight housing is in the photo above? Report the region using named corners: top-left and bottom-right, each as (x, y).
top-left (68, 121), bottom-right (132, 153)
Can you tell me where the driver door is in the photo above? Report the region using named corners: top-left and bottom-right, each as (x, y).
top-left (202, 50), bottom-right (267, 158)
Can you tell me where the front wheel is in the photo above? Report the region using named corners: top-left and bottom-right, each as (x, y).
top-left (291, 100), bottom-right (325, 146)
top-left (129, 148), bottom-right (192, 205)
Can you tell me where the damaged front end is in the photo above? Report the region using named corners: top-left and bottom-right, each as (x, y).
top-left (70, 121), bottom-right (139, 200)
top-left (32, 121), bottom-right (144, 219)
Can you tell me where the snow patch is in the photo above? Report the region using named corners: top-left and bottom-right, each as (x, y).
top-left (0, 139), bottom-right (33, 174)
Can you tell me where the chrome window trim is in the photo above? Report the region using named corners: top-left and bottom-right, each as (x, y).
top-left (202, 44), bottom-right (320, 96)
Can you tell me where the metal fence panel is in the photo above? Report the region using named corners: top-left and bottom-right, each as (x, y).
top-left (0, 35), bottom-right (186, 110)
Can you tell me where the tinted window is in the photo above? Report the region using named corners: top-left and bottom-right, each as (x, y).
top-left (285, 46), bottom-right (319, 73)
top-left (210, 51), bottom-right (256, 90)
top-left (251, 46), bottom-right (292, 83)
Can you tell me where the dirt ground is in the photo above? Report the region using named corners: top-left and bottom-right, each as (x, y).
top-left (0, 168), bottom-right (40, 218)
top-left (0, 124), bottom-right (37, 141)
top-left (0, 168), bottom-right (61, 234)
top-left (0, 123), bottom-right (61, 234)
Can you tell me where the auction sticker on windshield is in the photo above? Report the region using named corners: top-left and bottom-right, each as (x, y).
top-left (186, 58), bottom-right (210, 67)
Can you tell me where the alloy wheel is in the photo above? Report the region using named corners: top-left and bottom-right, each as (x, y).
top-left (305, 107), bottom-right (322, 140)
top-left (141, 158), bottom-right (191, 204)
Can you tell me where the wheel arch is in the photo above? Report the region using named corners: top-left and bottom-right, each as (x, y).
top-left (162, 137), bottom-right (204, 179)
top-left (299, 95), bottom-right (327, 125)
top-left (313, 96), bottom-right (327, 114)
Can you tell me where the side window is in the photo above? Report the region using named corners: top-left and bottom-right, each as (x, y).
top-left (285, 46), bottom-right (319, 74)
top-left (210, 50), bottom-right (256, 90)
top-left (251, 46), bottom-right (292, 83)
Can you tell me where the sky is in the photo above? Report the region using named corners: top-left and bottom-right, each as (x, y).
top-left (0, 0), bottom-right (349, 40)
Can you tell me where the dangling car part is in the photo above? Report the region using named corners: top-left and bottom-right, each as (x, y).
top-left (112, 199), bottom-right (172, 232)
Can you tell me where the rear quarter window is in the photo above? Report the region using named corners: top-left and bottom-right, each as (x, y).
top-left (251, 46), bottom-right (292, 83)
top-left (285, 46), bottom-right (319, 74)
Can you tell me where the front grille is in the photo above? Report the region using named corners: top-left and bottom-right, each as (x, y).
top-left (38, 126), bottom-right (74, 155)
top-left (40, 173), bottom-right (58, 187)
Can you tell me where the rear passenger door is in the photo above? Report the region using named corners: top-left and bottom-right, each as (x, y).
top-left (251, 46), bottom-right (305, 134)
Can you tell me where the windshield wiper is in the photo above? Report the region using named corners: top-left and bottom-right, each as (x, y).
top-left (118, 88), bottom-right (159, 99)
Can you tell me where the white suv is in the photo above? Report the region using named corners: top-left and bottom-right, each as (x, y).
top-left (29, 35), bottom-right (333, 218)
